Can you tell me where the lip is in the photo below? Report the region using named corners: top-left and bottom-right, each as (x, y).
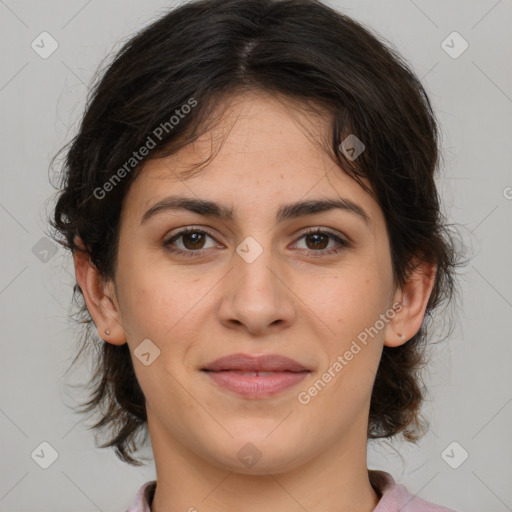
top-left (201, 353), bottom-right (311, 398)
top-left (202, 353), bottom-right (310, 372)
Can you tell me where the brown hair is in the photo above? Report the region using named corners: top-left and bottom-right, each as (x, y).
top-left (49, 0), bottom-right (462, 465)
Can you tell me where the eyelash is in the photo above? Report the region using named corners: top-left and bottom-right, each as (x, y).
top-left (163, 226), bottom-right (351, 258)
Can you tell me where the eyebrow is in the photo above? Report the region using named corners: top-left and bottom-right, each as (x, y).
top-left (140, 194), bottom-right (371, 227)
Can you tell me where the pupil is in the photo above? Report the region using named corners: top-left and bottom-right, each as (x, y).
top-left (308, 233), bottom-right (327, 250)
top-left (184, 232), bottom-right (204, 249)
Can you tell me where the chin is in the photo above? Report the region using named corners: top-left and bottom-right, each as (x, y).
top-left (218, 449), bottom-right (302, 476)
top-left (203, 433), bottom-right (306, 475)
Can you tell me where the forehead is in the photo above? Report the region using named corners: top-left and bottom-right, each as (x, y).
top-left (147, 91), bottom-right (333, 179)
top-left (122, 91), bottom-right (381, 230)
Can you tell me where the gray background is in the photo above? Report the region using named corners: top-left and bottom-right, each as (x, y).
top-left (1, 0), bottom-right (511, 511)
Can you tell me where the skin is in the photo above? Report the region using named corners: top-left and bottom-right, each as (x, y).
top-left (74, 90), bottom-right (435, 512)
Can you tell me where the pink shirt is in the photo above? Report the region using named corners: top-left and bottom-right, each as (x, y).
top-left (125, 469), bottom-right (456, 511)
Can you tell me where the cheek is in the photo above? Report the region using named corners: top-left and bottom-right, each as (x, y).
top-left (118, 268), bottom-right (206, 405)
top-left (115, 249), bottom-right (173, 337)
top-left (124, 278), bottom-right (196, 339)
top-left (303, 261), bottom-right (391, 338)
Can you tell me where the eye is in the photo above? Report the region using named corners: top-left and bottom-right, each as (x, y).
top-left (163, 227), bottom-right (219, 257)
top-left (293, 228), bottom-right (351, 256)
top-left (163, 226), bottom-right (351, 258)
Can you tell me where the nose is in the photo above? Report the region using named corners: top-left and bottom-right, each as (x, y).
top-left (217, 240), bottom-right (297, 335)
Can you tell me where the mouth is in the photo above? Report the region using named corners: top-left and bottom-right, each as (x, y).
top-left (202, 353), bottom-right (310, 372)
top-left (201, 353), bottom-right (311, 398)
top-left (204, 370), bottom-right (295, 376)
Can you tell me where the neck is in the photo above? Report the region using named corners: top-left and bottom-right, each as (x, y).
top-left (148, 413), bottom-right (381, 512)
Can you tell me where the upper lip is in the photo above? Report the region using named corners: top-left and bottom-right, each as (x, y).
top-left (202, 353), bottom-right (310, 372)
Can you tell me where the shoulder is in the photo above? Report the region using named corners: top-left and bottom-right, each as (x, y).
top-left (369, 470), bottom-right (457, 512)
top-left (125, 480), bottom-right (156, 512)
top-left (126, 473), bottom-right (458, 512)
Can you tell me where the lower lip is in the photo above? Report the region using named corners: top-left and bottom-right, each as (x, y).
top-left (202, 370), bottom-right (310, 398)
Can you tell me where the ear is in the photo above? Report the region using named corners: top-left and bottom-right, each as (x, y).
top-left (385, 257), bottom-right (437, 347)
top-left (73, 236), bottom-right (127, 346)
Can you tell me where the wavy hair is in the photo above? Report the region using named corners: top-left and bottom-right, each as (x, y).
top-left (49, 0), bottom-right (462, 465)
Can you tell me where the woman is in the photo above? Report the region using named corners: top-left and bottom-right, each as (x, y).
top-left (50, 0), bottom-right (460, 510)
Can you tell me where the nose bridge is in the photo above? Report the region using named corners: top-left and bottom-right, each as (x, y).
top-left (218, 231), bottom-right (296, 331)
top-left (233, 233), bottom-right (280, 298)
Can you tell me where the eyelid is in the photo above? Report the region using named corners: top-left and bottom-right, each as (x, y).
top-left (291, 227), bottom-right (352, 255)
top-left (165, 225), bottom-right (220, 244)
top-left (298, 226), bottom-right (351, 244)
top-left (163, 225), bottom-right (222, 253)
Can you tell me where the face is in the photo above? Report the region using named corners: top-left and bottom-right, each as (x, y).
top-left (107, 91), bottom-right (401, 474)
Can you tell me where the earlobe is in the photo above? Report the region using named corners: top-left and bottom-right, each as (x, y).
top-left (73, 237), bottom-right (127, 346)
top-left (385, 258), bottom-right (437, 348)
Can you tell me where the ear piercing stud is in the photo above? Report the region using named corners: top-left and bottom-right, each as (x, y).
top-left (105, 329), bottom-right (110, 335)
